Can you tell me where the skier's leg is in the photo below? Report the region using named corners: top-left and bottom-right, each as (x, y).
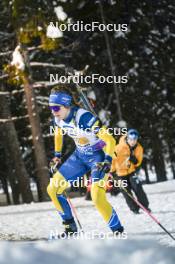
top-left (47, 170), bottom-right (79, 235)
top-left (47, 151), bottom-right (88, 234)
top-left (91, 175), bottom-right (112, 222)
top-left (130, 174), bottom-right (149, 209)
top-left (89, 151), bottom-right (123, 233)
top-left (47, 171), bottom-right (70, 213)
top-left (91, 179), bottom-right (122, 232)
top-left (117, 176), bottom-right (140, 212)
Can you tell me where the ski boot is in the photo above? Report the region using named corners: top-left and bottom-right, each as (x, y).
top-left (58, 218), bottom-right (78, 239)
top-left (113, 226), bottom-right (124, 236)
top-left (132, 208), bottom-right (140, 214)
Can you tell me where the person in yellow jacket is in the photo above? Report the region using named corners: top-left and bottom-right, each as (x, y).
top-left (111, 129), bottom-right (150, 214)
top-left (47, 86), bottom-right (124, 237)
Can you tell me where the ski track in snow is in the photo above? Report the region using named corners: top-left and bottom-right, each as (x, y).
top-left (0, 180), bottom-right (174, 263)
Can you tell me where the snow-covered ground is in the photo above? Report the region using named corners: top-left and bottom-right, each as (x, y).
top-left (0, 180), bottom-right (175, 263)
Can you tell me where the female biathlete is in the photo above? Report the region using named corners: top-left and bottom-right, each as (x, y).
top-left (47, 86), bottom-right (124, 237)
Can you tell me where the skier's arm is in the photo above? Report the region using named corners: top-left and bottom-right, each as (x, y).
top-left (130, 145), bottom-right (143, 167)
top-left (134, 145), bottom-right (143, 167)
top-left (110, 146), bottom-right (118, 173)
top-left (54, 127), bottom-right (63, 158)
top-left (92, 120), bottom-right (116, 162)
top-left (49, 126), bottom-right (63, 173)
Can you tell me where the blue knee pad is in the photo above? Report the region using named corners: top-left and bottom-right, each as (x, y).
top-left (57, 195), bottom-right (73, 221)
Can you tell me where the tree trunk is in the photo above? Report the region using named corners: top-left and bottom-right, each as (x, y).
top-left (21, 50), bottom-right (49, 201)
top-left (1, 174), bottom-right (11, 205)
top-left (98, 1), bottom-right (123, 121)
top-left (152, 131), bottom-right (167, 182)
top-left (0, 87), bottom-right (33, 204)
top-left (168, 143), bottom-right (175, 179)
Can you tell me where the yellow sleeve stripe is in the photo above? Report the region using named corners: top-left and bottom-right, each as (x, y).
top-left (97, 126), bottom-right (116, 158)
top-left (54, 127), bottom-right (63, 153)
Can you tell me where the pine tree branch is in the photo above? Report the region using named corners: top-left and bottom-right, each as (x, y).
top-left (0, 115), bottom-right (29, 123)
top-left (0, 74), bottom-right (9, 80)
top-left (0, 46), bottom-right (42, 57)
top-left (0, 89), bottom-right (24, 95)
top-left (30, 62), bottom-right (65, 68)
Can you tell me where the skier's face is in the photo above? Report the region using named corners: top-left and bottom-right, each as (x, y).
top-left (127, 138), bottom-right (137, 147)
top-left (50, 105), bottom-right (70, 120)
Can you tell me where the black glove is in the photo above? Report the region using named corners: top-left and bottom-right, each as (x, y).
top-left (49, 157), bottom-right (61, 174)
top-left (96, 160), bottom-right (111, 173)
top-left (129, 154), bottom-right (138, 165)
top-left (110, 172), bottom-right (117, 178)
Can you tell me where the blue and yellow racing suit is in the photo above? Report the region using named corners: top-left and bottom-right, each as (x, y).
top-left (47, 106), bottom-right (123, 232)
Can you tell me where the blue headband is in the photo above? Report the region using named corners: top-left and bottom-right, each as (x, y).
top-left (49, 92), bottom-right (72, 107)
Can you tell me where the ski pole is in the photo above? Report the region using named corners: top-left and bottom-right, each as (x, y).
top-left (115, 178), bottom-right (175, 241)
top-left (63, 191), bottom-right (84, 233)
